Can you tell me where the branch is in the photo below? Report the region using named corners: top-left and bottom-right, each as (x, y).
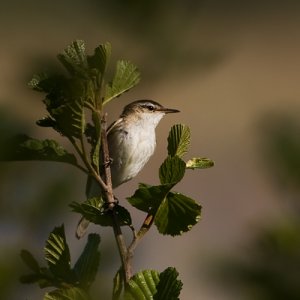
top-left (69, 135), bottom-right (107, 192)
top-left (127, 213), bottom-right (155, 267)
top-left (100, 113), bottom-right (132, 283)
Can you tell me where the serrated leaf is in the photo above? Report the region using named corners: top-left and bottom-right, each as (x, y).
top-left (44, 225), bottom-right (73, 280)
top-left (70, 199), bottom-right (132, 227)
top-left (30, 71), bottom-right (87, 138)
top-left (28, 72), bottom-right (50, 91)
top-left (44, 287), bottom-right (89, 300)
top-left (154, 267), bottom-right (182, 300)
top-left (186, 157), bottom-right (214, 169)
top-left (73, 234), bottom-right (101, 288)
top-left (155, 192), bottom-right (201, 236)
top-left (167, 124), bottom-right (191, 158)
top-left (87, 42), bottom-right (111, 75)
top-left (104, 60), bottom-right (140, 104)
top-left (48, 77), bottom-right (86, 137)
top-left (20, 249), bottom-right (40, 273)
top-left (1, 135), bottom-right (79, 167)
top-left (159, 156), bottom-right (186, 185)
top-left (127, 183), bottom-right (172, 213)
top-left (57, 40), bottom-right (88, 77)
top-left (124, 270), bottom-right (160, 300)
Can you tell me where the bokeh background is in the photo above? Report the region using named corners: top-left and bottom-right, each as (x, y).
top-left (1, 1), bottom-right (300, 299)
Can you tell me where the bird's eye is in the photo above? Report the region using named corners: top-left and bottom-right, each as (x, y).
top-left (146, 104), bottom-right (155, 111)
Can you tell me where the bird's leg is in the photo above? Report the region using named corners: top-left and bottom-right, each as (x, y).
top-left (103, 157), bottom-right (113, 168)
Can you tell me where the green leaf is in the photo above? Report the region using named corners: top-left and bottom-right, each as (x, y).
top-left (124, 270), bottom-right (160, 300)
top-left (127, 183), bottom-right (172, 213)
top-left (73, 234), bottom-right (101, 289)
top-left (48, 77), bottom-right (86, 137)
top-left (1, 135), bottom-right (79, 167)
top-left (20, 271), bottom-right (54, 288)
top-left (154, 267), bottom-right (183, 300)
top-left (44, 287), bottom-right (89, 300)
top-left (104, 60), bottom-right (140, 104)
top-left (155, 192), bottom-right (201, 236)
top-left (159, 156), bottom-right (186, 185)
top-left (30, 72), bottom-right (87, 138)
top-left (20, 249), bottom-right (40, 273)
top-left (87, 42), bottom-right (111, 76)
top-left (186, 157), bottom-right (214, 169)
top-left (70, 199), bottom-right (132, 227)
top-left (44, 225), bottom-right (73, 281)
top-left (113, 268), bottom-right (123, 300)
top-left (167, 124), bottom-right (191, 158)
top-left (57, 40), bottom-right (88, 77)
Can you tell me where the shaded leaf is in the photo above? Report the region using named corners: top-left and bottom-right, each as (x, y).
top-left (20, 271), bottom-right (54, 288)
top-left (44, 225), bottom-right (73, 281)
top-left (104, 60), bottom-right (140, 104)
top-left (127, 183), bottom-right (172, 213)
top-left (167, 124), bottom-right (190, 158)
top-left (70, 199), bottom-right (132, 227)
top-left (186, 157), bottom-right (214, 169)
top-left (30, 72), bottom-right (87, 138)
top-left (159, 156), bottom-right (186, 185)
top-left (20, 249), bottom-right (40, 273)
top-left (124, 270), bottom-right (160, 300)
top-left (155, 192), bottom-right (201, 236)
top-left (1, 135), bottom-right (79, 167)
top-left (44, 287), bottom-right (89, 300)
top-left (112, 268), bottom-right (123, 300)
top-left (154, 267), bottom-right (182, 300)
top-left (73, 234), bottom-right (101, 289)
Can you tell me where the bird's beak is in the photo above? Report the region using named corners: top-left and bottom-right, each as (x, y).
top-left (158, 107), bottom-right (180, 114)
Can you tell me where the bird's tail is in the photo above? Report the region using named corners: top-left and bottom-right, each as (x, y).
top-left (76, 176), bottom-right (102, 239)
top-left (76, 217), bottom-right (90, 239)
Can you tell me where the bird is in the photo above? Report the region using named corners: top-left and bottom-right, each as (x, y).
top-left (76, 99), bottom-right (180, 238)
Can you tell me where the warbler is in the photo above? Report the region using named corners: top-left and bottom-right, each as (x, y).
top-left (76, 100), bottom-right (179, 238)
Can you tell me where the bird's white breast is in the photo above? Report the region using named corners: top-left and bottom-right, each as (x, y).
top-left (108, 113), bottom-right (162, 187)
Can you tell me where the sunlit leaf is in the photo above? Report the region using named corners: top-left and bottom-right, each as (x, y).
top-left (73, 234), bottom-right (101, 289)
top-left (155, 192), bottom-right (201, 236)
top-left (57, 40), bottom-right (88, 77)
top-left (104, 60), bottom-right (140, 104)
top-left (159, 156), bottom-right (186, 185)
top-left (167, 124), bottom-right (190, 158)
top-left (124, 270), bottom-right (160, 300)
top-left (87, 42), bottom-right (111, 76)
top-left (186, 157), bottom-right (214, 169)
top-left (154, 267), bottom-right (182, 300)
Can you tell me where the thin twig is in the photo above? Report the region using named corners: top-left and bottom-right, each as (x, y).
top-left (100, 113), bottom-right (132, 282)
top-left (127, 213), bottom-right (155, 267)
top-left (69, 136), bottom-right (107, 192)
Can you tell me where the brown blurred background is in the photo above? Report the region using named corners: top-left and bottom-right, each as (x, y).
top-left (1, 1), bottom-right (300, 299)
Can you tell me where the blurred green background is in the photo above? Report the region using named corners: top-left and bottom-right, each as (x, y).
top-left (1, 1), bottom-right (300, 299)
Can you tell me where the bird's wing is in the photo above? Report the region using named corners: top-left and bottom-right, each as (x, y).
top-left (106, 117), bottom-right (123, 136)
